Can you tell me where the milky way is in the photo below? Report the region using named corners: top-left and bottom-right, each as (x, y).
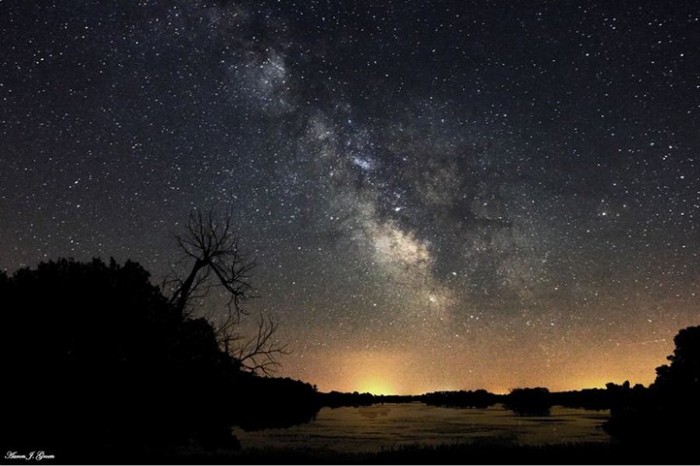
top-left (2, 1), bottom-right (698, 393)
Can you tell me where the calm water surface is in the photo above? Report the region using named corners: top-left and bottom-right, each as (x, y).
top-left (233, 403), bottom-right (610, 452)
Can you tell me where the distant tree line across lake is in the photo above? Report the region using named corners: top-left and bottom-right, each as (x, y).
top-left (1, 255), bottom-right (698, 462)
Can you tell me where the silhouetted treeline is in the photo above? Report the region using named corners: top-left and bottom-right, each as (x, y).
top-left (319, 392), bottom-right (421, 408)
top-left (233, 374), bottom-right (321, 430)
top-left (423, 389), bottom-right (500, 408)
top-left (420, 386), bottom-right (647, 413)
top-left (319, 391), bottom-right (492, 409)
top-left (605, 326), bottom-right (700, 446)
top-left (319, 390), bottom-right (380, 407)
top-left (317, 386), bottom-right (648, 415)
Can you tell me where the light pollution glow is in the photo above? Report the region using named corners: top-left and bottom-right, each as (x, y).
top-left (280, 331), bottom-right (685, 395)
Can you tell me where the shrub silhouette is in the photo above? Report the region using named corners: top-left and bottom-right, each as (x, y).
top-left (0, 258), bottom-right (241, 458)
top-left (505, 387), bottom-right (552, 415)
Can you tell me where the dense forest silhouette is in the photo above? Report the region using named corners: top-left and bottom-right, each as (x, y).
top-left (1, 253), bottom-right (698, 462)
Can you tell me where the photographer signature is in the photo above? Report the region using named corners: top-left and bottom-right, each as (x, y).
top-left (5, 451), bottom-right (55, 461)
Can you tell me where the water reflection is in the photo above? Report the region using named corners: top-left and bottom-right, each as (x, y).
top-left (233, 403), bottom-right (610, 453)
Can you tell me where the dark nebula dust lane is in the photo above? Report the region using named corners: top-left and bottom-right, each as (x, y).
top-left (1, 1), bottom-right (698, 393)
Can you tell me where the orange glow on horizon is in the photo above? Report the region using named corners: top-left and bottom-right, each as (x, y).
top-left (278, 325), bottom-right (682, 395)
top-left (356, 378), bottom-right (396, 395)
top-left (275, 312), bottom-right (700, 396)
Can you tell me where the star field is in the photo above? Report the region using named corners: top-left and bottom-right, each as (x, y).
top-left (1, 1), bottom-right (699, 394)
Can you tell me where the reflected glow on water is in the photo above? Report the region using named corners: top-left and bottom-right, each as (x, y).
top-left (233, 403), bottom-right (610, 453)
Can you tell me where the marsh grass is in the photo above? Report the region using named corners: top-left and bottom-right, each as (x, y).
top-left (152, 439), bottom-right (692, 465)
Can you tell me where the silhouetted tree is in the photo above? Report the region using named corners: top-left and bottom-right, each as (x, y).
top-left (654, 325), bottom-right (700, 398)
top-left (605, 325), bottom-right (700, 447)
top-left (165, 208), bottom-right (287, 374)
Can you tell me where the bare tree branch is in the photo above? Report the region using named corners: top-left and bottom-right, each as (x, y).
top-left (230, 315), bottom-right (290, 376)
top-left (166, 207), bottom-right (287, 374)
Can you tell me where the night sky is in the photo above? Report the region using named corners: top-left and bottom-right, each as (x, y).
top-left (2, 1), bottom-right (699, 394)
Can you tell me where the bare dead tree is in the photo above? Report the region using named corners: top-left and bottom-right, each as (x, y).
top-left (165, 208), bottom-right (288, 375)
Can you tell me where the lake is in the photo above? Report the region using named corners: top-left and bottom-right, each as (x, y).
top-left (233, 403), bottom-right (610, 453)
